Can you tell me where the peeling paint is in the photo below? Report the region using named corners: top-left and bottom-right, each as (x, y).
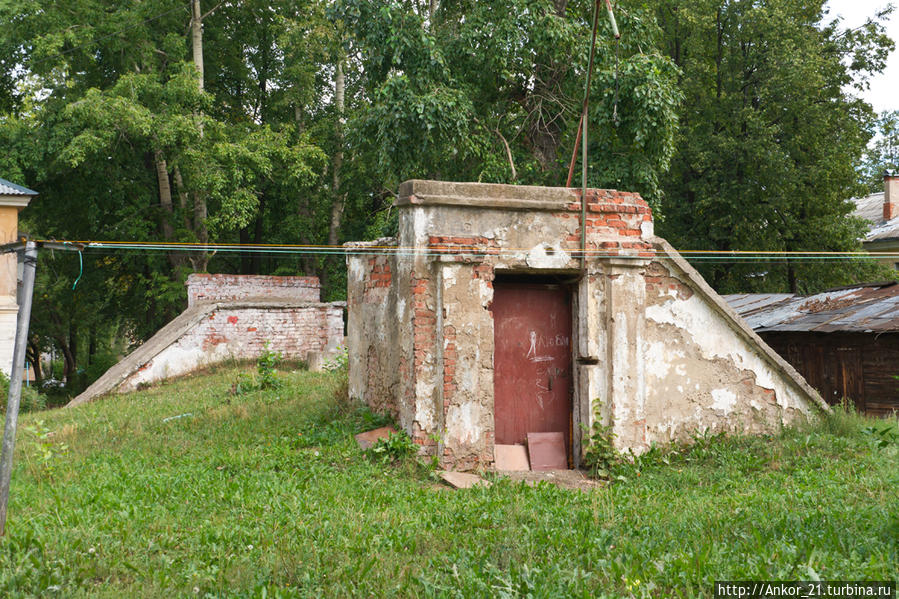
top-left (525, 243), bottom-right (571, 269)
top-left (711, 388), bottom-right (737, 415)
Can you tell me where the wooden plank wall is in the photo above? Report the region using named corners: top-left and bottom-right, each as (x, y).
top-left (761, 332), bottom-right (899, 417)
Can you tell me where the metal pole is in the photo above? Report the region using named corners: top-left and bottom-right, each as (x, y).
top-left (0, 241), bottom-right (38, 536)
top-left (581, 0), bottom-right (601, 275)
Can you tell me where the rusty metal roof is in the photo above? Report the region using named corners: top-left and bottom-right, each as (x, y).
top-left (724, 282), bottom-right (899, 333)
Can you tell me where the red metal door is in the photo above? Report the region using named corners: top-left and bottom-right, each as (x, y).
top-left (493, 282), bottom-right (572, 449)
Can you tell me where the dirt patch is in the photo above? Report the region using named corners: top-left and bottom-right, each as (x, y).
top-left (492, 469), bottom-right (605, 491)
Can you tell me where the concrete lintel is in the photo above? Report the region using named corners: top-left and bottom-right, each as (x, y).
top-left (399, 193), bottom-right (571, 212)
top-left (598, 257), bottom-right (652, 271)
top-left (398, 180), bottom-right (577, 209)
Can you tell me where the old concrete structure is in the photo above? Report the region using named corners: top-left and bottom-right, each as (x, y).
top-left (0, 178), bottom-right (37, 377)
top-left (69, 274), bottom-right (344, 406)
top-left (346, 180), bottom-right (826, 470)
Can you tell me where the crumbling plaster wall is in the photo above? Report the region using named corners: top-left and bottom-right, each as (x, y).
top-left (637, 240), bottom-right (820, 446)
top-left (346, 180), bottom-right (825, 469)
top-left (345, 246), bottom-right (404, 418)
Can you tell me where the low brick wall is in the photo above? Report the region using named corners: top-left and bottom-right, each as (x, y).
top-left (70, 274), bottom-right (344, 406)
top-left (187, 274), bottom-right (321, 307)
top-left (117, 302), bottom-right (344, 393)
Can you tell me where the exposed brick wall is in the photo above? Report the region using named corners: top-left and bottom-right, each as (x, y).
top-left (119, 302), bottom-right (344, 392)
top-left (427, 235), bottom-right (500, 259)
top-left (186, 274), bottom-right (321, 306)
top-left (561, 189), bottom-right (655, 256)
top-left (180, 305), bottom-right (340, 358)
top-left (363, 257), bottom-right (392, 299)
top-left (645, 261), bottom-right (694, 305)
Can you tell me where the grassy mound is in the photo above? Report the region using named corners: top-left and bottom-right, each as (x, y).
top-left (1, 366), bottom-right (896, 598)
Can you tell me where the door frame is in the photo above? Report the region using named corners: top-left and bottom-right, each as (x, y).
top-left (491, 272), bottom-right (578, 466)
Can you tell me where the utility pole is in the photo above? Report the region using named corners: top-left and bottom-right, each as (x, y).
top-left (0, 241), bottom-right (38, 536)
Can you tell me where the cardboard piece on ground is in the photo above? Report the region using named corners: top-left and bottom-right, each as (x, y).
top-left (354, 426), bottom-right (397, 450)
top-left (526, 432), bottom-right (567, 470)
top-left (494, 444), bottom-right (530, 471)
top-left (439, 471), bottom-right (492, 489)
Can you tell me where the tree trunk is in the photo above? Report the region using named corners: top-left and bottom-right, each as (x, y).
top-left (323, 57), bottom-right (347, 293)
top-left (787, 260), bottom-right (798, 294)
top-left (27, 340), bottom-right (42, 387)
top-left (329, 58), bottom-right (346, 250)
top-left (88, 328), bottom-right (96, 367)
top-left (155, 152), bottom-right (175, 242)
top-left (189, 0), bottom-right (209, 272)
top-left (56, 330), bottom-right (76, 384)
top-left (173, 166), bottom-right (191, 229)
top-left (191, 0), bottom-right (204, 91)
top-left (154, 152), bottom-right (187, 271)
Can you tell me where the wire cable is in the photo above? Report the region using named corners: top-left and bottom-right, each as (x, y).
top-left (30, 238), bottom-right (899, 262)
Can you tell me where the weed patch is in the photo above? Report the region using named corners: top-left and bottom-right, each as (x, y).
top-left (0, 369), bottom-right (895, 597)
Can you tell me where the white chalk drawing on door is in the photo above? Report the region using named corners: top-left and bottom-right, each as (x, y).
top-left (524, 330), bottom-right (571, 411)
top-left (526, 331), bottom-right (553, 363)
top-left (526, 331), bottom-right (552, 411)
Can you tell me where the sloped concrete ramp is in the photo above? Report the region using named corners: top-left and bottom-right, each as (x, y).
top-left (68, 299), bottom-right (344, 407)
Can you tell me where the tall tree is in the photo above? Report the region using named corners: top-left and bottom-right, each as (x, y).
top-left (0, 0), bottom-right (328, 390)
top-left (861, 110), bottom-right (899, 192)
top-left (654, 0), bottom-right (895, 293)
top-left (335, 0), bottom-right (682, 206)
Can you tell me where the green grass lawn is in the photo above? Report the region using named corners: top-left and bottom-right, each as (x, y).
top-left (0, 366), bottom-right (896, 598)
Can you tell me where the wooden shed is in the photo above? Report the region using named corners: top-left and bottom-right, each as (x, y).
top-left (726, 283), bottom-right (899, 416)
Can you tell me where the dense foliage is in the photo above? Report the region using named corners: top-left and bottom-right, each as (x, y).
top-left (0, 0), bottom-right (893, 392)
top-left (862, 110), bottom-right (899, 191)
top-left (653, 0), bottom-right (896, 292)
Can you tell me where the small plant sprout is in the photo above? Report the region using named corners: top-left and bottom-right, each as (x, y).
top-left (257, 342), bottom-right (283, 390)
top-left (365, 431), bottom-right (418, 464)
top-left (322, 346), bottom-right (348, 372)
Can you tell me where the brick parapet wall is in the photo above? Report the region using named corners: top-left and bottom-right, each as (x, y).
top-left (561, 189), bottom-right (655, 256)
top-left (187, 274), bottom-right (321, 307)
top-left (118, 301), bottom-right (344, 393)
top-left (188, 305), bottom-right (340, 357)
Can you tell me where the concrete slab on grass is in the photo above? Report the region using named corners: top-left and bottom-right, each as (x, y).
top-left (438, 471), bottom-right (492, 489)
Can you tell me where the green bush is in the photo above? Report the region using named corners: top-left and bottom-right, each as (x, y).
top-left (581, 400), bottom-right (624, 480)
top-left (0, 371), bottom-right (47, 413)
top-left (256, 343), bottom-right (283, 390)
top-left (365, 431), bottom-right (419, 464)
top-left (229, 344), bottom-right (284, 395)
